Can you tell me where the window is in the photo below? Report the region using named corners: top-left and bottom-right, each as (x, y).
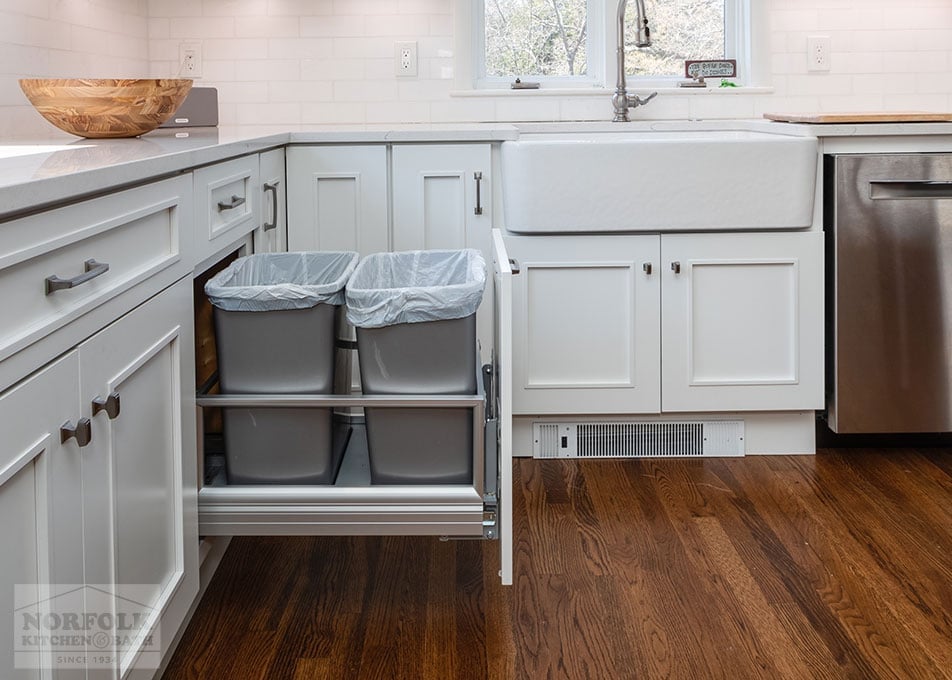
top-left (475, 0), bottom-right (747, 88)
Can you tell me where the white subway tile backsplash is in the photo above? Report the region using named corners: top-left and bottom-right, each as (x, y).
top-left (235, 16), bottom-right (299, 38)
top-left (300, 15), bottom-right (365, 38)
top-left (2, 0), bottom-right (952, 135)
top-left (203, 1), bottom-right (268, 18)
top-left (270, 80), bottom-right (333, 102)
top-left (268, 0), bottom-right (334, 17)
top-left (170, 17), bottom-right (236, 39)
top-left (333, 79), bottom-right (399, 102)
top-left (237, 58), bottom-right (301, 81)
top-left (365, 100), bottom-right (430, 123)
top-left (301, 100), bottom-right (366, 124)
top-left (301, 57), bottom-right (365, 81)
top-left (268, 37), bottom-right (333, 59)
top-left (204, 37), bottom-right (269, 60)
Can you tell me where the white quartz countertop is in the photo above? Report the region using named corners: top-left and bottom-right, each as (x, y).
top-left (0, 124), bottom-right (518, 219)
top-left (2, 118), bottom-right (952, 220)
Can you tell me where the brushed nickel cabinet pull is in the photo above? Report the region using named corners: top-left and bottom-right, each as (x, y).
top-left (474, 172), bottom-right (484, 216)
top-left (92, 392), bottom-right (121, 420)
top-left (263, 182), bottom-right (279, 231)
top-left (217, 195), bottom-right (246, 212)
top-left (45, 259), bottom-right (110, 295)
top-left (61, 418), bottom-right (92, 447)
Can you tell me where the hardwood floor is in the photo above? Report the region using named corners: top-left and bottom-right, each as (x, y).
top-left (162, 449), bottom-right (952, 679)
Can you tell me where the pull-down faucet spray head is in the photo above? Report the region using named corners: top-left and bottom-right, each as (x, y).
top-left (613, 0), bottom-right (656, 121)
top-left (630, 0), bottom-right (651, 48)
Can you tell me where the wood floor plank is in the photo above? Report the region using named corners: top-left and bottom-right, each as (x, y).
top-left (163, 449), bottom-right (952, 680)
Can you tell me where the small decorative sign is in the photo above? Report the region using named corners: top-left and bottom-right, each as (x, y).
top-left (685, 59), bottom-right (737, 80)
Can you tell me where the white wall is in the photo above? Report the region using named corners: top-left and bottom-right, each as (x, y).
top-left (1, 0), bottom-right (150, 137)
top-left (2, 0), bottom-right (951, 135)
top-left (145, 0), bottom-right (952, 125)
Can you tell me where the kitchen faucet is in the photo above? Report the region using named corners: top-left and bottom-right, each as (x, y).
top-left (612, 0), bottom-right (658, 121)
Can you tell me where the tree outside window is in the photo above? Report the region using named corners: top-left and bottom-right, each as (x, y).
top-left (483, 0), bottom-right (727, 81)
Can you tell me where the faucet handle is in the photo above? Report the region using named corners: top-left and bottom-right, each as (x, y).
top-left (629, 92), bottom-right (658, 108)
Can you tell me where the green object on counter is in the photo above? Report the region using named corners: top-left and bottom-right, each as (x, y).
top-left (719, 79), bottom-right (738, 88)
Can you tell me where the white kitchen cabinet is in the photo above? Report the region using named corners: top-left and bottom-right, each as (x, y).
top-left (505, 231), bottom-right (823, 415)
top-left (391, 144), bottom-right (494, 354)
top-left (0, 277), bottom-right (197, 680)
top-left (286, 145), bottom-right (388, 256)
top-left (661, 232), bottom-right (824, 412)
top-left (287, 142), bottom-right (495, 358)
top-left (254, 148), bottom-right (287, 254)
top-left (80, 277), bottom-right (197, 679)
top-left (192, 155), bottom-right (259, 265)
top-left (391, 144), bottom-right (492, 254)
top-left (0, 352), bottom-right (85, 680)
top-left (503, 234), bottom-right (661, 415)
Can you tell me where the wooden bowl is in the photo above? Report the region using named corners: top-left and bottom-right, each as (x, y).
top-left (19, 78), bottom-right (193, 139)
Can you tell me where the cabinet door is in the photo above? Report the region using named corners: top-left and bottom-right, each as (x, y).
top-left (286, 145), bottom-right (388, 256)
top-left (80, 278), bottom-right (197, 678)
top-left (491, 230), bottom-right (513, 585)
top-left (505, 234), bottom-right (661, 415)
top-left (661, 232), bottom-right (824, 412)
top-left (1, 352), bottom-right (84, 680)
top-left (255, 148), bottom-right (287, 254)
top-left (392, 144), bottom-right (493, 359)
top-left (391, 144), bottom-right (491, 253)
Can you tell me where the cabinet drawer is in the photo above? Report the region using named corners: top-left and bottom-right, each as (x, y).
top-left (0, 175), bottom-right (192, 363)
top-left (193, 154), bottom-right (259, 262)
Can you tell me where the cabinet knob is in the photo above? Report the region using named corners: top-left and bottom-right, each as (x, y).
top-left (61, 418), bottom-right (92, 447)
top-left (92, 392), bottom-right (121, 420)
top-left (671, 261), bottom-right (681, 274)
top-left (643, 262), bottom-right (653, 275)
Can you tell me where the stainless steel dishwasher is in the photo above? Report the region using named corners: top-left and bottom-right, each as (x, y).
top-left (826, 153), bottom-right (952, 433)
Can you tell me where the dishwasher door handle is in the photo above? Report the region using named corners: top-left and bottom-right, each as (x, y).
top-left (869, 180), bottom-right (952, 200)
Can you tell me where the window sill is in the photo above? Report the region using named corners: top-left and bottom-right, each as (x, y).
top-left (450, 86), bottom-right (774, 98)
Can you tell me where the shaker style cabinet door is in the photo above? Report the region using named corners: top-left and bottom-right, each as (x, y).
top-left (660, 231), bottom-right (824, 412)
top-left (79, 277), bottom-right (198, 679)
top-left (0, 352), bottom-right (85, 680)
top-left (255, 148), bottom-right (288, 254)
top-left (392, 144), bottom-right (493, 360)
top-left (504, 234), bottom-right (662, 415)
top-left (286, 145), bottom-right (388, 256)
top-left (391, 143), bottom-right (492, 254)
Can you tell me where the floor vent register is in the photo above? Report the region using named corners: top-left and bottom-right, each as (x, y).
top-left (533, 421), bottom-right (745, 459)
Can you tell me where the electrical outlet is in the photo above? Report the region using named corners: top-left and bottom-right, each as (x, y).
top-left (179, 42), bottom-right (203, 78)
top-left (395, 41), bottom-right (417, 77)
top-left (807, 35), bottom-right (831, 72)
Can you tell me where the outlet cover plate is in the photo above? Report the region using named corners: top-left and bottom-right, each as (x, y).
top-left (395, 40), bottom-right (417, 77)
top-left (179, 41), bottom-right (203, 78)
top-left (807, 35), bottom-right (831, 72)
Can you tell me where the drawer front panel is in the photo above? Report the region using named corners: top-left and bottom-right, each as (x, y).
top-left (193, 155), bottom-right (259, 262)
top-left (0, 175), bottom-right (191, 362)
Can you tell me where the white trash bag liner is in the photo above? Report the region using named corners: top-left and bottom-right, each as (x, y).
top-left (346, 249), bottom-right (487, 328)
top-left (205, 251), bottom-right (358, 312)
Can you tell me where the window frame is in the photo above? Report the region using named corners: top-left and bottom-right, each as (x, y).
top-left (474, 0), bottom-right (605, 89)
top-left (469, 0), bottom-right (751, 91)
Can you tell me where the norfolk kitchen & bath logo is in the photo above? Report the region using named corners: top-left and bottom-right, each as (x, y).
top-left (14, 584), bottom-right (162, 670)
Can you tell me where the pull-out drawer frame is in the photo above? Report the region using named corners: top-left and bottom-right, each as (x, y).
top-left (196, 386), bottom-right (499, 539)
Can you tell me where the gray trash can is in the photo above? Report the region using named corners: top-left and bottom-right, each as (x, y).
top-left (346, 249), bottom-right (487, 485)
top-left (206, 251), bottom-right (358, 484)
